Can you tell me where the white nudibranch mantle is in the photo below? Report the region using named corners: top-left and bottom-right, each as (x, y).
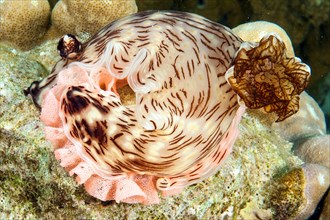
top-left (25, 11), bottom-right (310, 204)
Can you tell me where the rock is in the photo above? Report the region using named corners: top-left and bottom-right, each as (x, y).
top-left (0, 0), bottom-right (51, 50)
top-left (136, 0), bottom-right (174, 11)
top-left (0, 41), bottom-right (304, 218)
top-left (269, 163), bottom-right (330, 220)
top-left (320, 190), bottom-right (330, 220)
top-left (137, 0), bottom-right (246, 28)
top-left (247, 1), bottom-right (330, 102)
top-left (249, 0), bottom-right (330, 45)
top-left (51, 0), bottom-right (137, 36)
top-left (240, 199), bottom-right (272, 220)
top-left (303, 21), bottom-right (330, 88)
top-left (232, 20), bottom-right (295, 57)
top-left (295, 135), bottom-right (330, 169)
top-left (308, 71), bottom-right (330, 134)
top-left (271, 91), bottom-right (326, 143)
top-left (296, 164), bottom-right (330, 220)
top-left (176, 0), bottom-right (231, 23)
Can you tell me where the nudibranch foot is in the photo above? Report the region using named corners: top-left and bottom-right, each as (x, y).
top-left (225, 34), bottom-right (311, 122)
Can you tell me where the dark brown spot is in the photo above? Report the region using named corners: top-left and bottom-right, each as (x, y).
top-left (65, 87), bottom-right (90, 115)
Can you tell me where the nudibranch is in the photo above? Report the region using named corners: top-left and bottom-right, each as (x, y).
top-left (24, 11), bottom-right (310, 204)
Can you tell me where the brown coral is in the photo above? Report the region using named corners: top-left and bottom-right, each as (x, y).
top-left (51, 0), bottom-right (137, 36)
top-left (226, 35), bottom-right (311, 122)
top-left (232, 21), bottom-right (295, 57)
top-left (0, 0), bottom-right (50, 50)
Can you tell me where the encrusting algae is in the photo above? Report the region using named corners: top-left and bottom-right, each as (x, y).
top-left (269, 164), bottom-right (330, 220)
top-left (270, 167), bottom-right (306, 219)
